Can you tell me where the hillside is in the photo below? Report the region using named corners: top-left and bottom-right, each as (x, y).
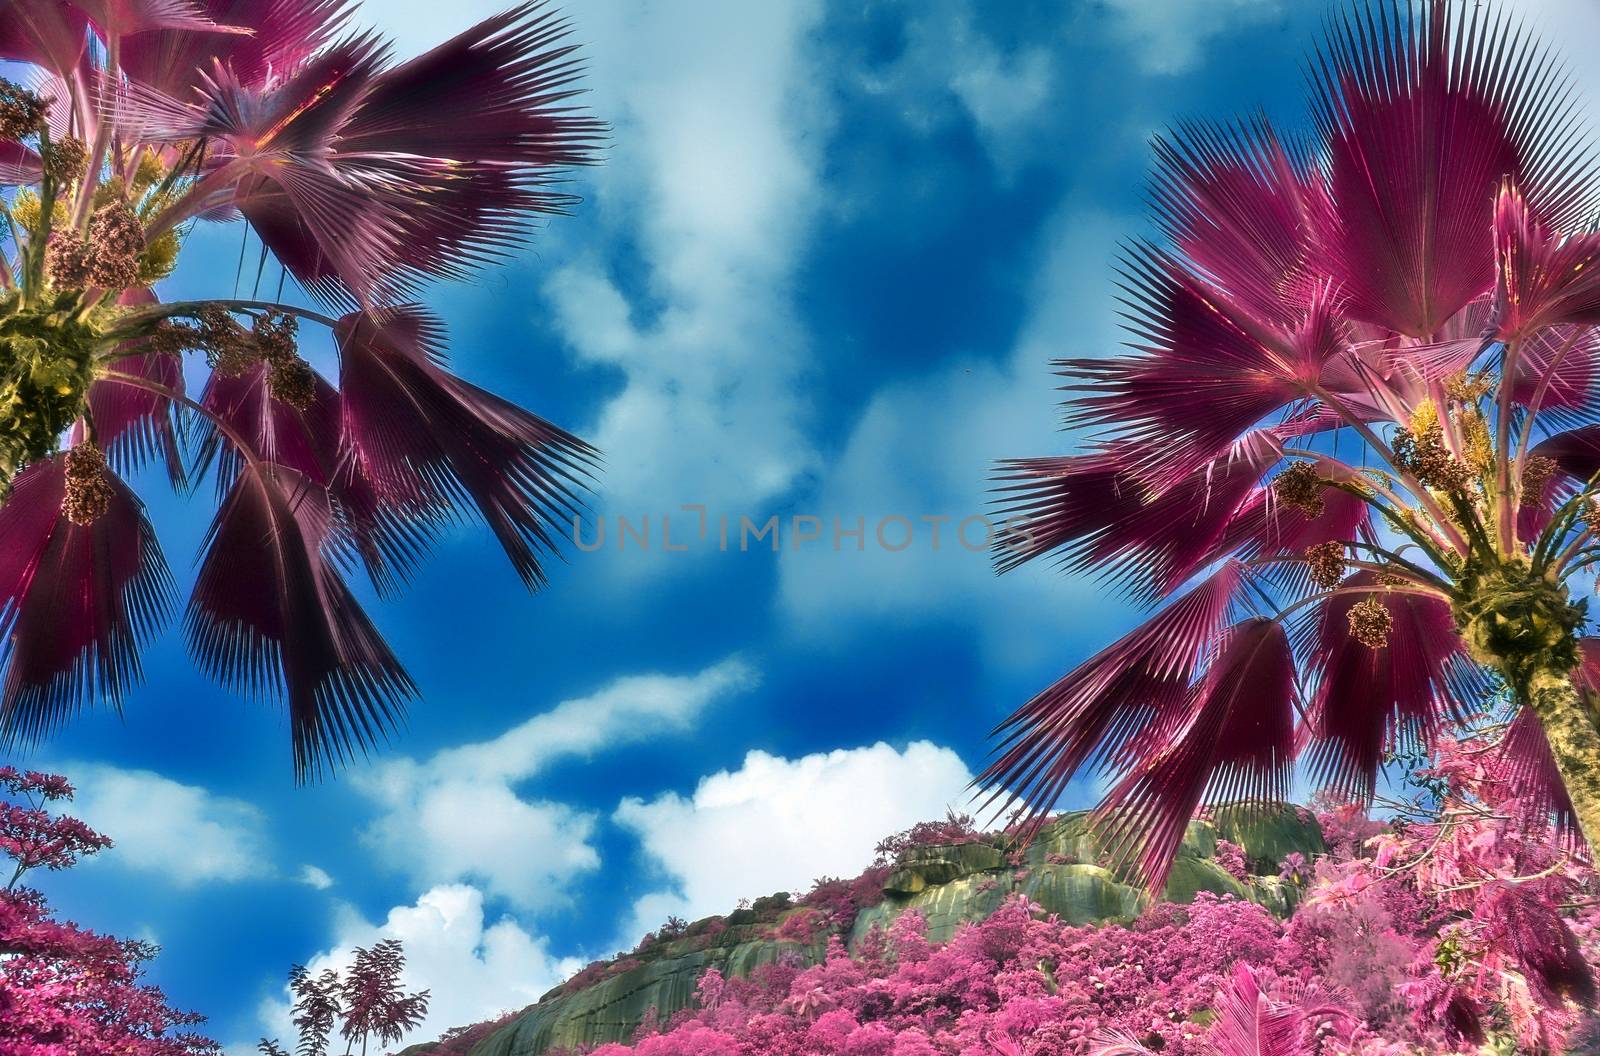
top-left (405, 804), bottom-right (1324, 1056)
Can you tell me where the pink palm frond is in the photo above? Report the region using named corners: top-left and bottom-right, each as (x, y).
top-left (1298, 574), bottom-right (1477, 804)
top-left (993, 433), bottom-right (1284, 601)
top-left (977, 562), bottom-right (1244, 836)
top-left (186, 463), bottom-right (413, 781)
top-left (1218, 486), bottom-right (1371, 573)
top-left (1491, 183), bottom-right (1600, 341)
top-left (1308, 0), bottom-right (1597, 338)
top-left (120, 0), bottom-right (357, 98)
top-left (73, 0), bottom-right (248, 37)
top-left (336, 308), bottom-right (596, 590)
top-left (1065, 247), bottom-right (1328, 491)
top-left (1477, 884), bottom-right (1595, 1007)
top-left (0, 2), bottom-right (92, 75)
top-left (1498, 708), bottom-right (1577, 839)
top-left (1148, 116), bottom-right (1325, 328)
top-left (0, 455), bottom-right (173, 744)
top-left (1094, 616), bottom-right (1299, 892)
top-left (195, 360), bottom-right (439, 596)
top-left (0, 141), bottom-right (42, 184)
top-left (1211, 963), bottom-right (1305, 1056)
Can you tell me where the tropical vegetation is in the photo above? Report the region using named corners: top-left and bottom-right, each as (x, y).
top-left (0, 0), bottom-right (601, 778)
top-left (987, 0), bottom-right (1600, 888)
top-left (427, 733), bottom-right (1600, 1056)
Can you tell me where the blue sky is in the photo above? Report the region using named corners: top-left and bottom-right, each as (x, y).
top-left (15, 0), bottom-right (1600, 1050)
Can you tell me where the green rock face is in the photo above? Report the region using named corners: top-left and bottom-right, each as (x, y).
top-left (450, 804), bottom-right (1324, 1056)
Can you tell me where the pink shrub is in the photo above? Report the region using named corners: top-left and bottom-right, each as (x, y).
top-left (1214, 840), bottom-right (1249, 881)
top-left (873, 810), bottom-right (984, 866)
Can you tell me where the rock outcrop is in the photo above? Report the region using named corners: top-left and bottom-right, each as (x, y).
top-left (426, 804), bottom-right (1325, 1056)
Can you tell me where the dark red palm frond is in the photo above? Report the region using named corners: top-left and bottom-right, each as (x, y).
top-left (74, 0), bottom-right (248, 36)
top-left (1298, 574), bottom-right (1475, 802)
top-left (1308, 0), bottom-right (1598, 338)
top-left (1491, 183), bottom-right (1600, 341)
top-left (993, 432), bottom-right (1283, 602)
top-left (118, 35), bottom-right (397, 303)
top-left (330, 2), bottom-right (604, 285)
top-left (0, 141), bottom-right (42, 185)
top-left (195, 362), bottom-right (439, 596)
top-left (0, 455), bottom-right (173, 746)
top-left (88, 348), bottom-right (187, 487)
top-left (990, 452), bottom-right (1123, 574)
top-left (213, 40), bottom-right (403, 306)
top-left (125, 5), bottom-right (601, 305)
top-left (121, 0), bottom-right (356, 98)
top-left (977, 562), bottom-right (1245, 833)
top-left (1499, 707), bottom-right (1578, 839)
top-left (345, 2), bottom-right (597, 167)
top-left (85, 289), bottom-right (186, 486)
top-left (1093, 616), bottom-right (1299, 892)
top-left (197, 363), bottom-right (342, 494)
top-left (1220, 484), bottom-right (1371, 566)
top-left (1211, 964), bottom-right (1304, 1056)
top-left (336, 308), bottom-right (596, 590)
top-left (1531, 424), bottom-right (1600, 482)
top-left (185, 462), bottom-right (413, 781)
top-left (1149, 115), bottom-right (1325, 327)
top-left (1068, 245), bottom-right (1339, 491)
top-left (0, 1), bottom-right (91, 75)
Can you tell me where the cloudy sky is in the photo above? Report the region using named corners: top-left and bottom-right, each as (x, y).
top-left (18, 0), bottom-right (1600, 1050)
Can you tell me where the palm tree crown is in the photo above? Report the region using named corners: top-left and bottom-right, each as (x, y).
top-left (986, 0), bottom-right (1600, 890)
top-left (0, 0), bottom-right (602, 778)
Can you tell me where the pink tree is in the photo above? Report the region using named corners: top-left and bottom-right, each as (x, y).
top-left (984, 0), bottom-right (1600, 885)
top-left (0, 767), bottom-right (219, 1055)
top-left (0, 0), bottom-right (603, 779)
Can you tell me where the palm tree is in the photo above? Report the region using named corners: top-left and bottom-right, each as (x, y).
top-left (984, 0), bottom-right (1600, 888)
top-left (0, 0), bottom-right (602, 778)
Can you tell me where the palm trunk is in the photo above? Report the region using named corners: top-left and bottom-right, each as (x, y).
top-left (1526, 675), bottom-right (1600, 853)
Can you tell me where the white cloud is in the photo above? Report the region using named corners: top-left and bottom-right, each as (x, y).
top-left (871, 8), bottom-right (1058, 177)
top-left (775, 208), bottom-right (1139, 669)
top-left (356, 658), bottom-right (758, 909)
top-left (1102, 0), bottom-right (1280, 75)
top-left (257, 884), bottom-right (582, 1049)
top-left (614, 741), bottom-right (973, 943)
top-left (298, 865), bottom-right (334, 891)
top-left (67, 763), bottom-right (268, 886)
top-left (542, 0), bottom-right (828, 518)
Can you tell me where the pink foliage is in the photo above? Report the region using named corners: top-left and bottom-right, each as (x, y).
top-left (527, 736), bottom-right (1600, 1056)
top-left (1214, 840), bottom-right (1249, 882)
top-left (873, 810), bottom-right (985, 867)
top-left (0, 770), bottom-right (218, 1056)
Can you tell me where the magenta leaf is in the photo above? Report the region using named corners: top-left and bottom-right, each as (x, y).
top-left (185, 461), bottom-right (413, 780)
top-left (0, 455), bottom-right (173, 745)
